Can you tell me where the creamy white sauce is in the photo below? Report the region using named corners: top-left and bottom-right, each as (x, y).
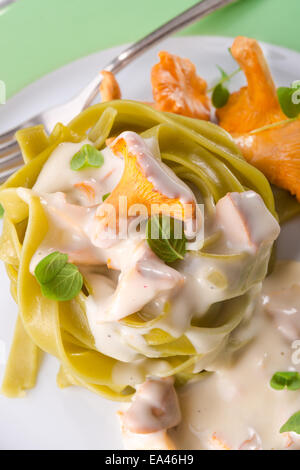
top-left (33, 140), bottom-right (124, 206)
top-left (170, 261), bottom-right (300, 450)
top-left (263, 261), bottom-right (300, 342)
top-left (29, 192), bottom-right (102, 269)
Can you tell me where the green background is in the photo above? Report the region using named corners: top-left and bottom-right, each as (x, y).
top-left (1, 0), bottom-right (300, 99)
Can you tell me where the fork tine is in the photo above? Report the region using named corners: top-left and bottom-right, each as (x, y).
top-left (0, 151), bottom-right (23, 184)
top-left (0, 127), bottom-right (18, 149)
top-left (0, 141), bottom-right (20, 162)
top-left (0, 164), bottom-right (23, 184)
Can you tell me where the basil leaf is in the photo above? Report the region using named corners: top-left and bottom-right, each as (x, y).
top-left (146, 215), bottom-right (186, 263)
top-left (102, 192), bottom-right (111, 201)
top-left (70, 144), bottom-right (104, 171)
top-left (270, 371), bottom-right (300, 391)
top-left (34, 251), bottom-right (68, 284)
top-left (40, 263), bottom-right (83, 301)
top-left (277, 86), bottom-right (300, 118)
top-left (280, 411), bottom-right (300, 435)
top-left (212, 83), bottom-right (230, 108)
top-left (0, 204), bottom-right (4, 218)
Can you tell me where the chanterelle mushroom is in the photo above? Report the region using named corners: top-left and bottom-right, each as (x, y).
top-left (217, 36), bottom-right (300, 203)
top-left (151, 51), bottom-right (211, 120)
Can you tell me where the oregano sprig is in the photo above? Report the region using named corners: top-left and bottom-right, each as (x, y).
top-left (270, 371), bottom-right (300, 435)
top-left (270, 371), bottom-right (300, 391)
top-left (34, 251), bottom-right (83, 301)
top-left (70, 144), bottom-right (104, 171)
top-left (280, 411), bottom-right (300, 435)
top-left (209, 65), bottom-right (241, 108)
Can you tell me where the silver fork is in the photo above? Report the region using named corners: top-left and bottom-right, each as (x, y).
top-left (0, 0), bottom-right (237, 183)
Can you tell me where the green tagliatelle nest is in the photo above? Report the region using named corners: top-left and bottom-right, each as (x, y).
top-left (0, 101), bottom-right (276, 400)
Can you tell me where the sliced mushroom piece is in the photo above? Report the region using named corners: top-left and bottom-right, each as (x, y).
top-left (215, 191), bottom-right (280, 254)
top-left (108, 242), bottom-right (184, 321)
top-left (122, 378), bottom-right (181, 435)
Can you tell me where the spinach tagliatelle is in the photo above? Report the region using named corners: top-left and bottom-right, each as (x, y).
top-left (0, 100), bottom-right (279, 401)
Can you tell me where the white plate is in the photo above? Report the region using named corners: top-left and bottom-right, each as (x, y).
top-left (0, 36), bottom-right (300, 450)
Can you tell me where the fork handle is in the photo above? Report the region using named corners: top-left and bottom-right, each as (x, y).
top-left (81, 0), bottom-right (238, 109)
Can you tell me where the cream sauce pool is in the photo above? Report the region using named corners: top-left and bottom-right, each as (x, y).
top-left (171, 260), bottom-right (300, 450)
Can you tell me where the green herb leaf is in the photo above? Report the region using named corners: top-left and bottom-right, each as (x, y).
top-left (270, 371), bottom-right (300, 391)
top-left (208, 66), bottom-right (241, 94)
top-left (212, 83), bottom-right (230, 108)
top-left (34, 251), bottom-right (68, 284)
top-left (216, 65), bottom-right (229, 80)
top-left (277, 85), bottom-right (300, 118)
top-left (70, 144), bottom-right (104, 171)
top-left (102, 192), bottom-right (111, 201)
top-left (40, 263), bottom-right (83, 301)
top-left (0, 204), bottom-right (4, 218)
top-left (146, 215), bottom-right (187, 263)
top-left (34, 251), bottom-right (83, 301)
top-left (280, 411), bottom-right (300, 434)
top-left (70, 149), bottom-right (86, 170)
top-left (86, 146), bottom-right (104, 167)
